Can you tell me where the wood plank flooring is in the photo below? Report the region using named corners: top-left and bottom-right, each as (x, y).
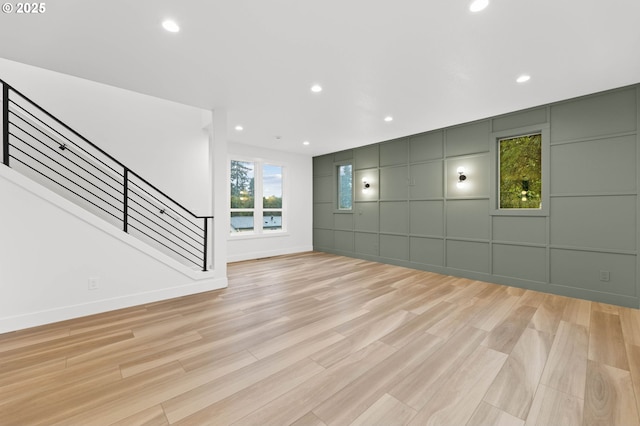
top-left (1, 251), bottom-right (640, 425)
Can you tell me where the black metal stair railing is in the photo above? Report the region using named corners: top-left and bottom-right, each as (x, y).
top-left (1, 79), bottom-right (213, 271)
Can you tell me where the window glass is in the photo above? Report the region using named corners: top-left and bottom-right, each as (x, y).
top-left (230, 211), bottom-right (254, 233)
top-left (337, 164), bottom-right (353, 210)
top-left (499, 133), bottom-right (542, 209)
top-left (263, 211), bottom-right (282, 231)
top-left (263, 164), bottom-right (283, 231)
top-left (230, 160), bottom-right (255, 209)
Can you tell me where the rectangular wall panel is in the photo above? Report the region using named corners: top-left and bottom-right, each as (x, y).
top-left (410, 131), bottom-right (443, 162)
top-left (446, 154), bottom-right (490, 198)
top-left (446, 199), bottom-right (490, 240)
top-left (334, 213), bottom-right (354, 230)
top-left (355, 232), bottom-right (379, 256)
top-left (355, 144), bottom-right (379, 170)
top-left (380, 234), bottom-right (409, 261)
top-left (380, 201), bottom-right (408, 234)
top-left (313, 175), bottom-right (333, 203)
top-left (355, 168), bottom-right (379, 202)
top-left (313, 202), bottom-right (333, 229)
top-left (492, 216), bottom-right (546, 244)
top-left (493, 244), bottom-right (546, 282)
top-left (550, 249), bottom-right (636, 296)
top-left (313, 154), bottom-right (334, 176)
top-left (334, 149), bottom-right (353, 161)
top-left (354, 202), bottom-right (379, 232)
top-left (313, 228), bottom-right (333, 249)
top-left (409, 200), bottom-right (444, 237)
top-left (550, 135), bottom-right (636, 195)
top-left (380, 166), bottom-right (408, 200)
top-left (410, 161), bottom-right (443, 199)
top-left (445, 120), bottom-right (490, 157)
top-left (492, 107), bottom-right (547, 132)
top-left (334, 230), bottom-right (354, 252)
top-left (550, 88), bottom-right (637, 142)
top-left (410, 237), bottom-right (444, 266)
top-left (550, 196), bottom-right (636, 251)
top-left (380, 138), bottom-right (408, 166)
top-left (446, 240), bottom-right (490, 273)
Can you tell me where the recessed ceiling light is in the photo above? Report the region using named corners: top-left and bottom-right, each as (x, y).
top-left (469, 0), bottom-right (489, 12)
top-left (310, 84), bottom-right (322, 93)
top-left (303, 141), bottom-right (310, 146)
top-left (384, 116), bottom-right (393, 122)
top-left (235, 125), bottom-right (243, 131)
top-left (516, 74), bottom-right (531, 83)
top-left (162, 20), bottom-right (180, 33)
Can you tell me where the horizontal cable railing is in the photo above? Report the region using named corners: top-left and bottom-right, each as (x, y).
top-left (1, 79), bottom-right (213, 271)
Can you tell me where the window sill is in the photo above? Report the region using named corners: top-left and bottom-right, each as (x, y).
top-left (228, 231), bottom-right (290, 241)
top-left (490, 209), bottom-right (548, 217)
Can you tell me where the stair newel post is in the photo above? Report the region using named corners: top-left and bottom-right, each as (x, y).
top-left (123, 168), bottom-right (129, 232)
top-left (2, 82), bottom-right (9, 166)
top-left (202, 217), bottom-right (208, 272)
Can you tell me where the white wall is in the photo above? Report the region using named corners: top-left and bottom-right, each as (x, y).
top-left (0, 167), bottom-right (226, 333)
top-left (227, 142), bottom-right (313, 262)
top-left (0, 58), bottom-right (211, 213)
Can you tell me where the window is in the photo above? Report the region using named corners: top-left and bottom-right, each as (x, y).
top-left (263, 164), bottom-right (283, 231)
top-left (491, 124), bottom-right (549, 216)
top-left (230, 160), bottom-right (255, 233)
top-left (230, 160), bottom-right (284, 234)
top-left (337, 163), bottom-right (353, 211)
top-left (499, 133), bottom-right (542, 209)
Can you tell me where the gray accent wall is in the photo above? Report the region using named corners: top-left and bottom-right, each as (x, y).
top-left (313, 84), bottom-right (640, 308)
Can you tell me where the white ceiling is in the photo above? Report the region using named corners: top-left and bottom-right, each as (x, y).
top-left (1, 0), bottom-right (639, 156)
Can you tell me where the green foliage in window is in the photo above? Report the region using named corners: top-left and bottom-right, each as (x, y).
top-left (230, 160), bottom-right (254, 209)
top-left (499, 134), bottom-right (542, 209)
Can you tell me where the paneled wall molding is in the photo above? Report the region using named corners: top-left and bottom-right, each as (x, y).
top-left (549, 245), bottom-right (637, 256)
top-left (549, 192), bottom-right (637, 198)
top-left (314, 83), bottom-right (640, 308)
top-left (549, 130), bottom-right (637, 146)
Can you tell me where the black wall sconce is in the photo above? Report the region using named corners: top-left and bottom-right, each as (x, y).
top-left (456, 167), bottom-right (467, 187)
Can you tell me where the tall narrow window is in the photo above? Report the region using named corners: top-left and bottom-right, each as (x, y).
top-left (499, 133), bottom-right (542, 209)
top-left (230, 160), bottom-right (255, 232)
top-left (263, 164), bottom-right (283, 231)
top-left (337, 163), bottom-right (353, 210)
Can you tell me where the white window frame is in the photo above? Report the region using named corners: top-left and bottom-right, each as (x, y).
top-left (229, 157), bottom-right (286, 237)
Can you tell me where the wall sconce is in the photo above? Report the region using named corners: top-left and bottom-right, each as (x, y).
top-left (362, 178), bottom-right (371, 192)
top-left (456, 166), bottom-right (467, 188)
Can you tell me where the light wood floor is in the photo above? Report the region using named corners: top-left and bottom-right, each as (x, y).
top-left (2, 252), bottom-right (640, 425)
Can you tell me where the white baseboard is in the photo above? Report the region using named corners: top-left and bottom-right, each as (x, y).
top-left (0, 276), bottom-right (227, 334)
top-left (227, 246), bottom-right (313, 263)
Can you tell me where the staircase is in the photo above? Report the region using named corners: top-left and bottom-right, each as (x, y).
top-left (1, 79), bottom-right (213, 271)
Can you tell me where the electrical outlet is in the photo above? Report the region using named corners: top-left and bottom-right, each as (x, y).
top-left (599, 270), bottom-right (610, 282)
top-left (88, 277), bottom-right (100, 290)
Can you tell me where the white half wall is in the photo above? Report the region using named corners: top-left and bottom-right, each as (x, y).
top-left (0, 165), bottom-right (226, 334)
top-left (227, 142), bottom-right (313, 262)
